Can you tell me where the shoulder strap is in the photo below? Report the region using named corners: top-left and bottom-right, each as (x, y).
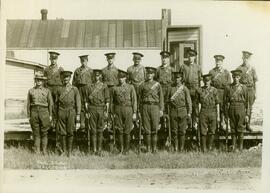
top-left (170, 85), bottom-right (184, 100)
top-left (59, 85), bottom-right (73, 101)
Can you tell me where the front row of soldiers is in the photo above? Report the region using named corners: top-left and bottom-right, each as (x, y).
top-left (27, 50), bottom-right (256, 156)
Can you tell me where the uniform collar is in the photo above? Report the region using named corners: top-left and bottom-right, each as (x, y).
top-left (107, 64), bottom-right (115, 69)
top-left (35, 85), bottom-right (43, 89)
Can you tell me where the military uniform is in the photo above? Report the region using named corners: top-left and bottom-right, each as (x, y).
top-left (195, 74), bottom-right (219, 152)
top-left (27, 75), bottom-right (53, 154)
top-left (179, 50), bottom-right (202, 129)
top-left (112, 70), bottom-right (137, 154)
top-left (138, 67), bottom-right (164, 153)
top-left (44, 51), bottom-right (64, 125)
top-left (83, 69), bottom-right (110, 154)
top-left (167, 72), bottom-right (192, 152)
top-left (224, 70), bottom-right (249, 151)
top-left (236, 51), bottom-right (257, 131)
top-left (72, 55), bottom-right (93, 129)
top-left (209, 55), bottom-right (232, 130)
top-left (56, 71), bottom-right (81, 156)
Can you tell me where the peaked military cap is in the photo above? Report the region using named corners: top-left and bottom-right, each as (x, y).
top-left (231, 69), bottom-right (242, 76)
top-left (118, 69), bottom-right (128, 78)
top-left (34, 71), bottom-right (47, 80)
top-left (187, 49), bottom-right (197, 57)
top-left (105, 52), bottom-right (116, 59)
top-left (160, 51), bottom-right (171, 57)
top-left (49, 51), bottom-right (60, 59)
top-left (242, 51), bottom-right (253, 58)
top-left (93, 69), bottom-right (102, 76)
top-left (145, 67), bottom-right (157, 74)
top-left (214, 55), bottom-right (225, 60)
top-left (172, 71), bottom-right (183, 78)
top-left (202, 73), bottom-right (212, 81)
top-left (79, 55), bottom-right (89, 60)
top-left (60, 71), bottom-right (73, 77)
top-left (132, 52), bottom-right (144, 58)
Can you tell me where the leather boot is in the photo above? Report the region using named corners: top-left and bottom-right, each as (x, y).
top-left (208, 135), bottom-right (215, 151)
top-left (201, 135), bottom-right (207, 153)
top-left (61, 136), bottom-right (67, 155)
top-left (238, 132), bottom-right (244, 151)
top-left (145, 135), bottom-right (151, 153)
top-left (41, 136), bottom-right (48, 155)
top-left (91, 134), bottom-right (97, 154)
top-left (33, 136), bottom-right (41, 153)
top-left (179, 135), bottom-right (185, 152)
top-left (124, 134), bottom-right (130, 155)
top-left (118, 134), bottom-right (124, 154)
top-left (67, 136), bottom-right (73, 157)
top-left (151, 134), bottom-right (158, 154)
top-left (173, 135), bottom-right (178, 152)
top-left (97, 132), bottom-right (103, 155)
top-left (231, 134), bottom-right (237, 152)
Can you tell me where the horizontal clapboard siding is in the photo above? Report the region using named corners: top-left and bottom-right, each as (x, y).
top-left (5, 61), bottom-right (43, 100)
top-left (168, 28), bottom-right (199, 42)
top-left (7, 19), bottom-right (162, 49)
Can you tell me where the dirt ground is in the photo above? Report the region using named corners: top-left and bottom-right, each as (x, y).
top-left (2, 168), bottom-right (261, 193)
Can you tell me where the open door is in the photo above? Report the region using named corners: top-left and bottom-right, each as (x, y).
top-left (167, 26), bottom-right (201, 71)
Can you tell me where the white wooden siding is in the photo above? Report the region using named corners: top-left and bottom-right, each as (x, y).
top-left (168, 28), bottom-right (199, 42)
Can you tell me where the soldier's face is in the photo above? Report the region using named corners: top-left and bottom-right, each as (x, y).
top-left (215, 59), bottom-right (223, 68)
top-left (50, 58), bottom-right (57, 65)
top-left (61, 76), bottom-right (71, 85)
top-left (133, 57), bottom-right (141, 65)
top-left (35, 79), bottom-right (43, 86)
top-left (188, 55), bottom-right (196, 63)
top-left (119, 77), bottom-right (126, 84)
top-left (107, 57), bottom-right (115, 65)
top-left (147, 72), bottom-right (155, 80)
top-left (233, 75), bottom-right (240, 83)
top-left (242, 56), bottom-right (250, 65)
top-left (204, 79), bottom-right (211, 86)
top-left (161, 56), bottom-right (170, 65)
top-left (95, 74), bottom-right (102, 81)
top-left (175, 77), bottom-right (182, 85)
top-left (80, 59), bottom-right (88, 67)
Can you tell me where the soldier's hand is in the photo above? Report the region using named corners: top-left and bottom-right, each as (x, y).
top-left (49, 116), bottom-right (52, 123)
top-left (245, 115), bottom-right (249, 123)
top-left (76, 123), bottom-right (81, 131)
top-left (217, 116), bottom-right (220, 123)
top-left (76, 114), bottom-right (80, 123)
top-left (159, 111), bottom-right (163, 117)
top-left (132, 113), bottom-right (137, 121)
top-left (104, 111), bottom-right (108, 119)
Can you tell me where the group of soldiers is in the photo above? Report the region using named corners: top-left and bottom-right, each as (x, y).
top-left (26, 49), bottom-right (257, 156)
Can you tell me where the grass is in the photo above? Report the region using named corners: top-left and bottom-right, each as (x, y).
top-left (4, 146), bottom-right (262, 169)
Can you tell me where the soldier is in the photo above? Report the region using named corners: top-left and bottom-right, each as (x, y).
top-left (127, 52), bottom-right (146, 94)
top-left (209, 55), bottom-right (231, 131)
top-left (27, 73), bottom-right (53, 154)
top-left (55, 71), bottom-right (81, 157)
top-left (138, 67), bottom-right (164, 153)
top-left (224, 70), bottom-right (249, 152)
top-left (72, 55), bottom-right (93, 130)
top-left (127, 52), bottom-right (146, 146)
top-left (236, 51), bottom-right (258, 132)
top-left (83, 69), bottom-right (110, 155)
top-left (44, 51), bottom-right (64, 124)
top-left (156, 51), bottom-right (174, 148)
top-left (180, 49), bottom-right (202, 131)
top-left (111, 70), bottom-right (137, 154)
top-left (195, 74), bottom-right (220, 152)
top-left (167, 72), bottom-right (192, 152)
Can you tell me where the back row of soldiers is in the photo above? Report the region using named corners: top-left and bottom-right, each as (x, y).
top-left (27, 49), bottom-right (257, 156)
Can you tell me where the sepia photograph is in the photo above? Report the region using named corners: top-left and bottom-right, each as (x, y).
top-left (1, 0), bottom-right (270, 193)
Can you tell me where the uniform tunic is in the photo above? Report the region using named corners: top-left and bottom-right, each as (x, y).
top-left (112, 83), bottom-right (137, 134)
top-left (224, 83), bottom-right (249, 133)
top-left (83, 82), bottom-right (110, 134)
top-left (167, 84), bottom-right (192, 135)
top-left (127, 64), bottom-right (146, 93)
top-left (56, 83), bottom-right (81, 136)
top-left (156, 65), bottom-right (174, 106)
top-left (195, 86), bottom-right (219, 135)
top-left (236, 64), bottom-right (257, 108)
top-left (180, 63), bottom-right (202, 122)
top-left (209, 67), bottom-right (231, 108)
top-left (102, 65), bottom-right (119, 86)
top-left (138, 80), bottom-right (164, 134)
top-left (27, 86), bottom-right (53, 137)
